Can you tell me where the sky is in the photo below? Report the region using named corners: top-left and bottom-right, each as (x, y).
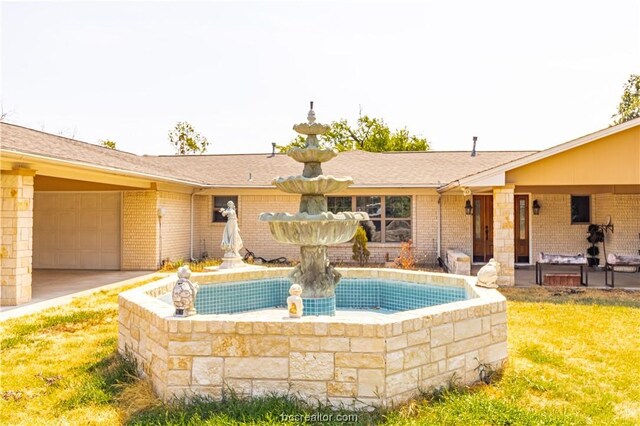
top-left (1, 1), bottom-right (638, 155)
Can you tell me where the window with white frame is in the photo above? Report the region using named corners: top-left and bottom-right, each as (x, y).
top-left (327, 196), bottom-right (412, 243)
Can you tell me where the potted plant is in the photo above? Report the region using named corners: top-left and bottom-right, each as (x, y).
top-left (586, 224), bottom-right (605, 267)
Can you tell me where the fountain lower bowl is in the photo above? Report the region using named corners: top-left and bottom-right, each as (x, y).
top-left (259, 211), bottom-right (369, 245)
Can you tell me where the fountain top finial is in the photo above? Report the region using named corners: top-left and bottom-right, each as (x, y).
top-left (293, 101), bottom-right (328, 136)
top-left (307, 101), bottom-right (316, 124)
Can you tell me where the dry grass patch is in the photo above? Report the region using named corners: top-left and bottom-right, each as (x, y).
top-left (0, 277), bottom-right (161, 426)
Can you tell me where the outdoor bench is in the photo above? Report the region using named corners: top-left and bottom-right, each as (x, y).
top-left (536, 253), bottom-right (588, 286)
top-left (605, 254), bottom-right (640, 287)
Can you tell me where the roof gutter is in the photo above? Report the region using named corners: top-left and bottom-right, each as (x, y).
top-left (2, 149), bottom-right (206, 187)
top-left (438, 180), bottom-right (461, 193)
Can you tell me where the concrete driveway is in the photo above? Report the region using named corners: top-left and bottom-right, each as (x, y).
top-left (0, 269), bottom-right (157, 319)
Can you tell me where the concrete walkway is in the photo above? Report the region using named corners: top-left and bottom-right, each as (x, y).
top-left (0, 269), bottom-right (158, 321)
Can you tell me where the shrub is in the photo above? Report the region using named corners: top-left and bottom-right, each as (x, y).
top-left (352, 226), bottom-right (370, 266)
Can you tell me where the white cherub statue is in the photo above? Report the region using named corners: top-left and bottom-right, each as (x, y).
top-left (287, 284), bottom-right (304, 318)
top-left (476, 258), bottom-right (500, 288)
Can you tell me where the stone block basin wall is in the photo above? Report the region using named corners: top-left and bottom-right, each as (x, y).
top-left (118, 268), bottom-right (507, 407)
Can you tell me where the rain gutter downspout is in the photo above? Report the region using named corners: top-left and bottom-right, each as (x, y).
top-left (437, 194), bottom-right (442, 260)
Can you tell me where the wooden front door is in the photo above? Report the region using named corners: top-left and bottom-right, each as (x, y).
top-left (514, 194), bottom-right (530, 263)
top-left (473, 195), bottom-right (493, 263)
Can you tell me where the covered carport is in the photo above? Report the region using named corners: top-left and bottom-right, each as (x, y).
top-left (1, 122), bottom-right (201, 306)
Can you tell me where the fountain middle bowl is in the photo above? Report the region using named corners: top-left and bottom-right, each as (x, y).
top-left (272, 175), bottom-right (354, 195)
top-left (259, 211), bottom-right (368, 245)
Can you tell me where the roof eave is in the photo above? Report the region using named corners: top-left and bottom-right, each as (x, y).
top-left (1, 149), bottom-right (206, 187)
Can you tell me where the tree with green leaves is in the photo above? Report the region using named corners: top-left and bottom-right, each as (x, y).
top-left (611, 74), bottom-right (640, 125)
top-left (168, 121), bottom-right (209, 155)
top-left (99, 139), bottom-right (117, 149)
top-left (279, 113), bottom-right (429, 153)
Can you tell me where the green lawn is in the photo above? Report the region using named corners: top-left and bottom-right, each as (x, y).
top-left (1, 285), bottom-right (639, 425)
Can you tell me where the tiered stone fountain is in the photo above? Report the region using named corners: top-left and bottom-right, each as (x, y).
top-left (259, 103), bottom-right (368, 315)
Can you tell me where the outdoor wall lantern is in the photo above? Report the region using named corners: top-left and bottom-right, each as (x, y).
top-left (465, 199), bottom-right (473, 215)
top-left (532, 199), bottom-right (541, 215)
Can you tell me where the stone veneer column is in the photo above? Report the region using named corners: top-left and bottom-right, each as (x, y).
top-left (1, 169), bottom-right (36, 305)
top-left (493, 185), bottom-right (515, 286)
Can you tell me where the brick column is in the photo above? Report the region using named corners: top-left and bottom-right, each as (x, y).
top-left (493, 185), bottom-right (515, 286)
top-left (1, 169), bottom-right (36, 305)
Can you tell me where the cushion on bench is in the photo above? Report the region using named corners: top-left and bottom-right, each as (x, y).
top-left (537, 253), bottom-right (587, 265)
top-left (606, 254), bottom-right (640, 266)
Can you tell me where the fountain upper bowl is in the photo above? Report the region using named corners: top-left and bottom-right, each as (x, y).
top-left (293, 122), bottom-right (330, 135)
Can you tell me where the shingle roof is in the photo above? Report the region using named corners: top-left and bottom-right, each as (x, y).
top-left (0, 123), bottom-right (204, 184)
top-left (152, 150), bottom-right (537, 187)
top-left (1, 123), bottom-right (536, 188)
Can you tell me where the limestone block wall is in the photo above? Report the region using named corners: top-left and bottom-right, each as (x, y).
top-left (118, 269), bottom-right (508, 407)
top-left (122, 191), bottom-right (158, 270)
top-left (493, 186), bottom-right (514, 286)
top-left (1, 169), bottom-right (35, 305)
top-left (446, 250), bottom-right (471, 275)
top-left (158, 191), bottom-right (191, 262)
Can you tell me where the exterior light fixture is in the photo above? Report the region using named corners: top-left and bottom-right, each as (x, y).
top-left (532, 199), bottom-right (541, 215)
top-left (465, 199), bottom-right (473, 215)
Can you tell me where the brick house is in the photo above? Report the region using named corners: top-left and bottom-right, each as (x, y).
top-left (1, 118), bottom-right (639, 305)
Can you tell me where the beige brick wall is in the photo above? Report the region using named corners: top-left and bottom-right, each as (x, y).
top-left (193, 194), bottom-right (443, 266)
top-left (158, 191), bottom-right (191, 262)
top-left (532, 194), bottom-right (589, 258)
top-left (441, 195), bottom-right (472, 260)
top-left (122, 191), bottom-right (158, 270)
top-left (1, 169), bottom-right (35, 305)
top-left (609, 194), bottom-right (640, 256)
top-left (531, 193), bottom-right (640, 263)
top-left (194, 194), bottom-right (301, 261)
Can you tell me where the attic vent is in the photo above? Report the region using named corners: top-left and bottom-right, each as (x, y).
top-left (471, 136), bottom-right (477, 157)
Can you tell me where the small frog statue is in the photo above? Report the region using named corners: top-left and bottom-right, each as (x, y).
top-left (287, 283), bottom-right (304, 318)
top-left (172, 266), bottom-right (199, 316)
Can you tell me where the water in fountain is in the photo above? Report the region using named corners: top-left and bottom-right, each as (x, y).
top-left (259, 103), bottom-right (368, 315)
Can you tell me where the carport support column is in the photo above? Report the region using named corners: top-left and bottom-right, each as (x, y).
top-left (1, 169), bottom-right (36, 305)
top-left (493, 184), bottom-right (515, 286)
